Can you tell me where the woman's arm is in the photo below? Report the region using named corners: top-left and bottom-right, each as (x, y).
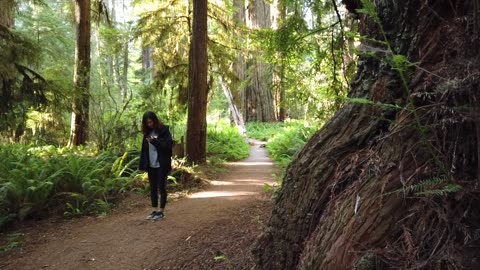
top-left (150, 126), bottom-right (173, 151)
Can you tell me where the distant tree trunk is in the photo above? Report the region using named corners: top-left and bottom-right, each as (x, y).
top-left (186, 0), bottom-right (208, 163)
top-left (121, 40), bottom-right (129, 101)
top-left (219, 76), bottom-right (246, 136)
top-left (142, 47), bottom-right (154, 83)
top-left (277, 62), bottom-right (286, 121)
top-left (276, 0), bottom-right (287, 121)
top-left (255, 0), bottom-right (480, 269)
top-left (232, 0), bottom-right (247, 120)
top-left (0, 0), bottom-right (15, 114)
top-left (244, 0), bottom-right (276, 122)
top-left (70, 0), bottom-right (91, 146)
top-left (0, 0), bottom-right (14, 28)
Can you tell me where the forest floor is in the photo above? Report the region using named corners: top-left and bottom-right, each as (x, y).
top-left (0, 140), bottom-right (276, 270)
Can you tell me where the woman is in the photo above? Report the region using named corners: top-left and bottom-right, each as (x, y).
top-left (139, 111), bottom-right (173, 221)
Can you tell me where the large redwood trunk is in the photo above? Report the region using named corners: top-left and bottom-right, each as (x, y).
top-left (186, 0), bottom-right (208, 163)
top-left (255, 0), bottom-right (480, 269)
top-left (70, 0), bottom-right (91, 146)
top-left (0, 0), bottom-right (14, 28)
top-left (0, 0), bottom-right (15, 116)
top-left (232, 0), bottom-right (247, 116)
top-left (243, 0), bottom-right (276, 122)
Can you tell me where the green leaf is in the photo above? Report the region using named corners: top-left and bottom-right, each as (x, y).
top-left (357, 0), bottom-right (379, 21)
top-left (214, 255), bottom-right (227, 262)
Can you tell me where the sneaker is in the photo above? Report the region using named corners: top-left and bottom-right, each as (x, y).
top-left (153, 212), bottom-right (165, 221)
top-left (146, 211), bottom-right (157, 220)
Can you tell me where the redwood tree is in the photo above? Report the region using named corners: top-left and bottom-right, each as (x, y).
top-left (0, 0), bottom-right (16, 117)
top-left (70, 0), bottom-right (91, 146)
top-left (243, 0), bottom-right (276, 122)
top-left (255, 0), bottom-right (480, 269)
top-left (186, 0), bottom-right (208, 163)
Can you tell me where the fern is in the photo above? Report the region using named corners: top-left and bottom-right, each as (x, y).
top-left (415, 184), bottom-right (462, 196)
top-left (391, 176), bottom-right (462, 197)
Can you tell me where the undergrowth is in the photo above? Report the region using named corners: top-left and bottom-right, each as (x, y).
top-left (207, 121), bottom-right (249, 161)
top-left (0, 144), bottom-right (195, 231)
top-left (261, 120), bottom-right (320, 169)
top-left (0, 120), bottom-right (249, 231)
top-left (246, 122), bottom-right (285, 142)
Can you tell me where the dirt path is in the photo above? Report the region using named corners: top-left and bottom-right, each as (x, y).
top-left (1, 140), bottom-right (275, 270)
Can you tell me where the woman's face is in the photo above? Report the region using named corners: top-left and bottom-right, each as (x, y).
top-left (146, 118), bottom-right (154, 129)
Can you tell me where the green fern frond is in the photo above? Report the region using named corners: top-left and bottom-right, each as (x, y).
top-left (389, 175), bottom-right (462, 197)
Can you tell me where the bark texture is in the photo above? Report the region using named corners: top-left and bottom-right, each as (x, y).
top-left (255, 0), bottom-right (480, 269)
top-left (220, 76), bottom-right (246, 136)
top-left (70, 0), bottom-right (91, 146)
top-left (186, 0), bottom-right (208, 163)
top-left (0, 0), bottom-right (14, 28)
top-left (244, 0), bottom-right (276, 122)
top-left (232, 0), bottom-right (247, 120)
top-left (0, 0), bottom-right (15, 114)
top-left (142, 47), bottom-right (154, 83)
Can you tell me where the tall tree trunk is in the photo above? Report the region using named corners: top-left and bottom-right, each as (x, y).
top-left (0, 0), bottom-right (15, 114)
top-left (244, 0), bottom-right (276, 122)
top-left (70, 0), bottom-right (91, 146)
top-left (219, 76), bottom-right (246, 136)
top-left (186, 0), bottom-right (208, 163)
top-left (233, 0), bottom-right (247, 121)
top-left (142, 47), bottom-right (153, 83)
top-left (255, 0), bottom-right (480, 269)
top-left (276, 0), bottom-right (287, 121)
top-left (277, 62), bottom-right (286, 121)
top-left (0, 0), bottom-right (14, 28)
top-left (121, 40), bottom-right (129, 101)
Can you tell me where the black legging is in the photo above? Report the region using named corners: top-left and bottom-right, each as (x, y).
top-left (147, 167), bottom-right (168, 209)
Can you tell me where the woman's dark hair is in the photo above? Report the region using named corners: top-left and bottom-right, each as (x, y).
top-left (141, 111), bottom-right (163, 135)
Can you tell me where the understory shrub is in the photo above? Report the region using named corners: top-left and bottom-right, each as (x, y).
top-left (207, 121), bottom-right (249, 161)
top-left (246, 122), bottom-right (285, 141)
top-left (0, 145), bottom-right (129, 229)
top-left (0, 120), bottom-right (248, 230)
top-left (265, 120), bottom-right (320, 168)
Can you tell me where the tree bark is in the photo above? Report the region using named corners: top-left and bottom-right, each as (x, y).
top-left (121, 40), bottom-right (129, 101)
top-left (244, 0), bottom-right (276, 122)
top-left (255, 0), bottom-right (480, 269)
top-left (186, 0), bottom-right (208, 163)
top-left (219, 75), bottom-right (246, 136)
top-left (277, 0), bottom-right (287, 121)
top-left (233, 0), bottom-right (248, 121)
top-left (0, 0), bottom-right (15, 114)
top-left (0, 0), bottom-right (14, 28)
top-left (142, 47), bottom-right (154, 83)
top-left (70, 0), bottom-right (91, 146)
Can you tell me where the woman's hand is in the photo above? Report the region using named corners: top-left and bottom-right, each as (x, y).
top-left (146, 136), bottom-right (158, 143)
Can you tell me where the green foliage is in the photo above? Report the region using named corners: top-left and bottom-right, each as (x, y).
top-left (246, 122), bottom-right (285, 142)
top-left (247, 120), bottom-right (320, 168)
top-left (207, 121), bottom-right (249, 161)
top-left (253, 0), bottom-right (356, 121)
top-left (0, 233), bottom-right (24, 253)
top-left (214, 255), bottom-right (227, 262)
top-left (0, 144), bottom-right (138, 229)
top-left (388, 176), bottom-right (462, 197)
top-left (263, 183), bottom-right (272, 194)
top-left (0, 0), bottom-right (75, 140)
top-left (265, 120), bottom-right (320, 168)
top-left (344, 97), bottom-right (402, 110)
top-left (356, 0), bottom-right (379, 22)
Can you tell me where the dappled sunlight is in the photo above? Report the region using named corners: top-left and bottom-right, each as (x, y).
top-left (226, 161), bottom-right (274, 166)
top-left (188, 191), bottom-right (257, 199)
top-left (232, 178), bottom-right (270, 183)
top-left (210, 180), bottom-right (265, 187)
